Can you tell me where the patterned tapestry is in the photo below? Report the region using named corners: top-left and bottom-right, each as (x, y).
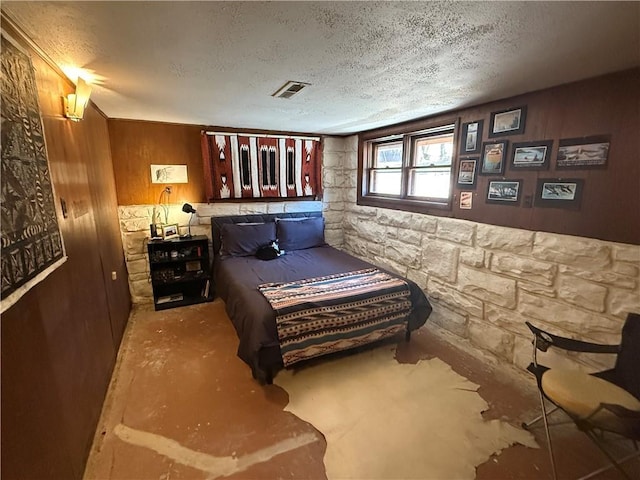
top-left (1, 31), bottom-right (65, 309)
top-left (201, 132), bottom-right (321, 201)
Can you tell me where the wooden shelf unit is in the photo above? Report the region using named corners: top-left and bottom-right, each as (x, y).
top-left (147, 235), bottom-right (213, 311)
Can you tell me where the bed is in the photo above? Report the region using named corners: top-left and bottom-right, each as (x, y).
top-left (211, 212), bottom-right (432, 383)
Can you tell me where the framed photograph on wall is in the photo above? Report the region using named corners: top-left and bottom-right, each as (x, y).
top-left (511, 140), bottom-right (553, 170)
top-left (457, 158), bottom-right (478, 187)
top-left (459, 191), bottom-right (473, 209)
top-left (480, 140), bottom-right (508, 175)
top-left (459, 120), bottom-right (484, 154)
top-left (488, 106), bottom-right (527, 138)
top-left (556, 136), bottom-right (610, 168)
top-left (535, 178), bottom-right (584, 209)
top-left (487, 180), bottom-right (522, 205)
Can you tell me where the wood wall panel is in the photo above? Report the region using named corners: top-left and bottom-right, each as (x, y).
top-left (85, 107), bottom-right (131, 345)
top-left (1, 19), bottom-right (131, 480)
top-left (1, 291), bottom-right (76, 479)
top-left (360, 69), bottom-right (640, 245)
top-left (109, 119), bottom-right (206, 205)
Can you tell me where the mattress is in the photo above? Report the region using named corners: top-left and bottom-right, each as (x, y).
top-left (214, 243), bottom-right (432, 382)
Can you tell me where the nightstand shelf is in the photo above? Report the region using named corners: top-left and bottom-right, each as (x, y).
top-left (147, 235), bottom-right (213, 311)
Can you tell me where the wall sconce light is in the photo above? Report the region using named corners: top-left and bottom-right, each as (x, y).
top-left (181, 203), bottom-right (197, 238)
top-left (64, 77), bottom-right (92, 121)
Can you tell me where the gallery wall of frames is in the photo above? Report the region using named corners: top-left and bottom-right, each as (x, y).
top-left (358, 68), bottom-right (638, 244)
top-left (450, 68), bottom-right (638, 245)
top-left (457, 108), bottom-right (601, 211)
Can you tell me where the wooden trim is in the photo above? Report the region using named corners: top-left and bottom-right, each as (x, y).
top-left (360, 115), bottom-right (459, 140)
top-left (109, 117), bottom-right (206, 128)
top-left (201, 124), bottom-right (323, 139)
top-left (204, 130), bottom-right (320, 141)
top-left (1, 12), bottom-right (69, 85)
top-left (1, 12), bottom-right (108, 120)
top-left (358, 195), bottom-right (453, 215)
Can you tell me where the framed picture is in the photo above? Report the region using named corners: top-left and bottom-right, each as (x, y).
top-left (489, 106), bottom-right (527, 138)
top-left (487, 180), bottom-right (522, 204)
top-left (151, 164), bottom-right (189, 183)
top-left (480, 140), bottom-right (508, 175)
top-left (535, 178), bottom-right (584, 209)
top-left (459, 191), bottom-right (473, 210)
top-left (460, 120), bottom-right (484, 154)
top-left (556, 136), bottom-right (610, 168)
top-left (185, 260), bottom-right (201, 272)
top-left (511, 140), bottom-right (553, 170)
top-left (457, 158), bottom-right (478, 187)
top-left (162, 223), bottom-right (180, 239)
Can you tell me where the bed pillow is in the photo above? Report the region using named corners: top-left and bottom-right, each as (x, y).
top-left (220, 222), bottom-right (276, 257)
top-left (276, 217), bottom-right (325, 251)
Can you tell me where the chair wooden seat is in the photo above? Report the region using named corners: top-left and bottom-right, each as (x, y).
top-left (523, 313), bottom-right (640, 480)
top-left (542, 368), bottom-right (640, 432)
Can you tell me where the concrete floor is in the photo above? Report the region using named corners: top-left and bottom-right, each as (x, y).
top-left (84, 300), bottom-right (639, 479)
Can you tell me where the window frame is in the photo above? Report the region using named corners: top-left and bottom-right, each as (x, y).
top-left (358, 118), bottom-right (459, 212)
top-left (406, 130), bottom-right (455, 200)
top-left (368, 137), bottom-right (404, 197)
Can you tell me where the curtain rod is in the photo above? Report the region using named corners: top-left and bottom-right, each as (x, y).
top-left (204, 131), bottom-right (320, 141)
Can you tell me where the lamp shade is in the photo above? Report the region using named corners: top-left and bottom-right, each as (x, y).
top-left (182, 203), bottom-right (196, 214)
top-left (64, 77), bottom-right (92, 121)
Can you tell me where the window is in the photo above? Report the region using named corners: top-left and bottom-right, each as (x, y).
top-left (360, 123), bottom-right (455, 210)
top-left (370, 140), bottom-right (403, 195)
top-left (408, 133), bottom-right (454, 199)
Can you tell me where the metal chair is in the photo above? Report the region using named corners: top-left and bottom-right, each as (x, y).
top-left (523, 313), bottom-right (640, 480)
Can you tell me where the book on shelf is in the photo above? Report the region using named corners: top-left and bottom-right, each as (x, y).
top-left (203, 280), bottom-right (210, 298)
top-left (156, 293), bottom-right (183, 305)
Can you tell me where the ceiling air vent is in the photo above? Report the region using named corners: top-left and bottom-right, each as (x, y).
top-left (272, 81), bottom-right (310, 99)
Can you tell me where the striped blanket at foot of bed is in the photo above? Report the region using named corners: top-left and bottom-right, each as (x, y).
top-left (258, 268), bottom-right (412, 367)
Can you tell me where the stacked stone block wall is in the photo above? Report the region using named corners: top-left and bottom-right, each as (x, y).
top-left (321, 136), bottom-right (351, 248)
top-left (333, 135), bottom-right (640, 373)
top-left (118, 200), bottom-right (325, 304)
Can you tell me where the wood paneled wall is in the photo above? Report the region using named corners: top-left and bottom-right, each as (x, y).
top-left (109, 119), bottom-right (206, 205)
top-left (455, 68), bottom-right (639, 245)
top-left (1, 19), bottom-right (131, 480)
top-left (359, 68), bottom-right (640, 245)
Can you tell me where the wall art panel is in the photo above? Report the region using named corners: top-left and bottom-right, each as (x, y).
top-left (1, 30), bottom-right (66, 312)
top-left (201, 131), bottom-right (321, 201)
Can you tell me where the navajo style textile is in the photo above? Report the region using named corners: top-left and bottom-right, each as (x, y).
top-left (258, 269), bottom-right (412, 367)
top-left (1, 31), bottom-right (65, 306)
top-left (201, 132), bottom-right (321, 201)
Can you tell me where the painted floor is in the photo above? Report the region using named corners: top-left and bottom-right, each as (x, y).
top-left (84, 300), bottom-right (639, 479)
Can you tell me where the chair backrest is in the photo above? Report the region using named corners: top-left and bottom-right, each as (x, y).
top-left (614, 312), bottom-right (640, 400)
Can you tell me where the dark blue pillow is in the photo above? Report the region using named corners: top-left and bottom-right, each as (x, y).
top-left (220, 223), bottom-right (276, 257)
top-left (277, 217), bottom-right (325, 251)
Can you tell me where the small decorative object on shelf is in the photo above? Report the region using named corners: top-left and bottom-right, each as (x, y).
top-left (147, 235), bottom-right (213, 311)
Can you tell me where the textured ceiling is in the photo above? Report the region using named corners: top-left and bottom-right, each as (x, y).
top-left (3, 1), bottom-right (639, 134)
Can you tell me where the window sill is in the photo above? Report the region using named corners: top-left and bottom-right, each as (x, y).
top-left (357, 194), bottom-right (451, 214)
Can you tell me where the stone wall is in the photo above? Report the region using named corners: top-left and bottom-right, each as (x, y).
top-left (331, 135), bottom-right (640, 373)
top-left (118, 200), bottom-right (324, 304)
top-left (322, 136), bottom-right (350, 247)
top-left (118, 134), bottom-right (640, 374)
